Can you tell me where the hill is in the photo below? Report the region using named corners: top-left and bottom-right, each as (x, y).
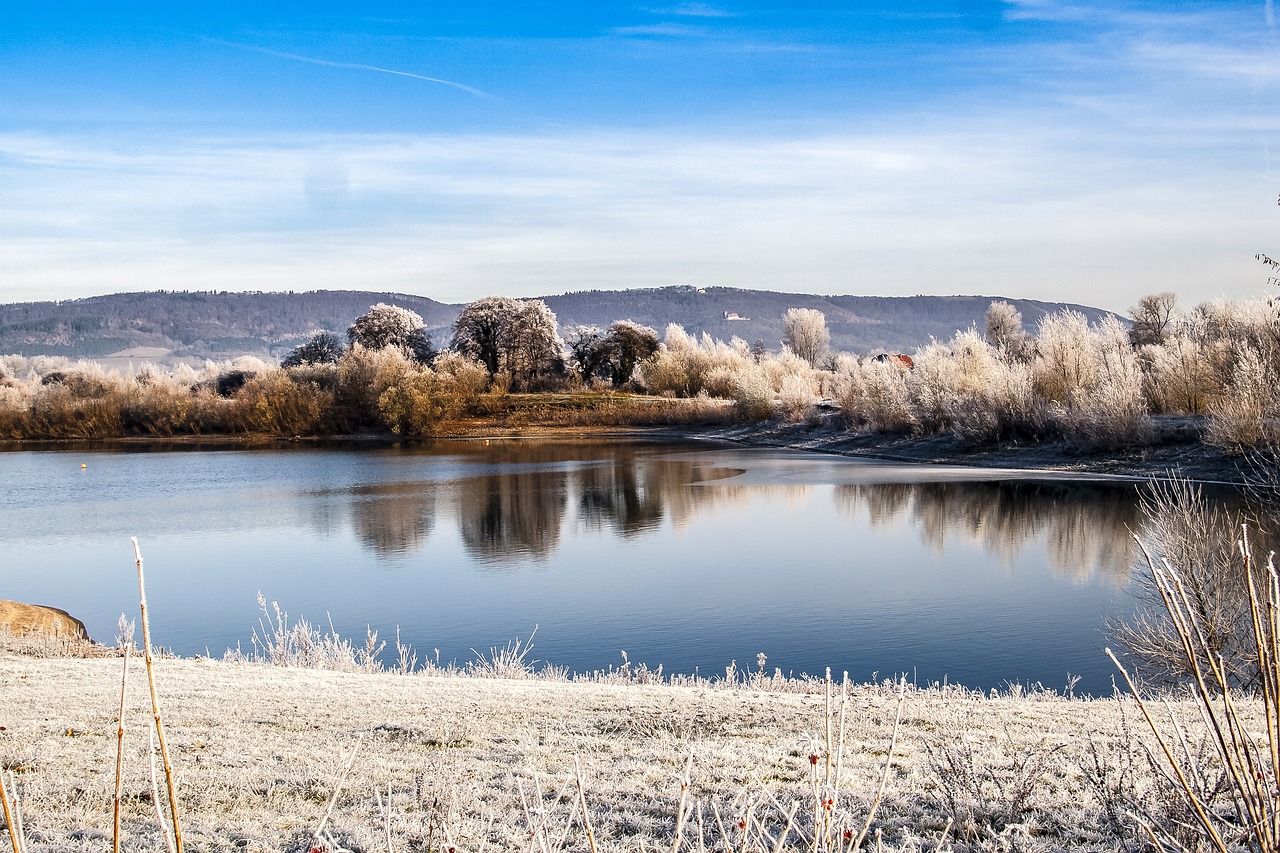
top-left (543, 286), bottom-right (1117, 355)
top-left (0, 287), bottom-right (1119, 366)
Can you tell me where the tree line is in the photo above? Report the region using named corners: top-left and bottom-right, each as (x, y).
top-left (1, 289), bottom-right (1277, 451)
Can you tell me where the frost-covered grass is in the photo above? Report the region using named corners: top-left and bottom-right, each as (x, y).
top-left (0, 649), bottom-right (1239, 853)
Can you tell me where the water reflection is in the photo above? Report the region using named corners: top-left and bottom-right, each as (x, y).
top-left (350, 483), bottom-right (436, 558)
top-left (459, 467), bottom-right (567, 565)
top-left (576, 456), bottom-right (665, 537)
top-left (835, 481), bottom-right (1141, 582)
top-left (303, 441), bottom-right (1148, 586)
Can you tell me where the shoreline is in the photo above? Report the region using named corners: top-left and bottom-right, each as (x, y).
top-left (0, 413), bottom-right (1256, 485)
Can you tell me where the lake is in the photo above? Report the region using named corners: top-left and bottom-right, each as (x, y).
top-left (2, 437), bottom-right (1159, 694)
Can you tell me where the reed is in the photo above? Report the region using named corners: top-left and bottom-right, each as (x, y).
top-left (112, 638), bottom-right (130, 853)
top-left (132, 536), bottom-right (183, 853)
top-left (0, 768), bottom-right (24, 853)
top-left (1108, 525), bottom-right (1280, 853)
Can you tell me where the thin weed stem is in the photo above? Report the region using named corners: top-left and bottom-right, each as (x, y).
top-left (113, 641), bottom-right (131, 853)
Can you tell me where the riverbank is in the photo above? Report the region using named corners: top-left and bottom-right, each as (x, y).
top-left (685, 413), bottom-right (1257, 486)
top-left (0, 650), bottom-right (1205, 852)
top-left (1, 410), bottom-right (1257, 487)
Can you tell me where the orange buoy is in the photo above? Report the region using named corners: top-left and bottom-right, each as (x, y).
top-left (80, 464), bottom-right (87, 469)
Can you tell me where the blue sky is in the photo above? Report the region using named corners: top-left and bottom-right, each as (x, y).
top-left (1, 1), bottom-right (1277, 312)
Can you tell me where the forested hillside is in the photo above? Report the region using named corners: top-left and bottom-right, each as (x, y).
top-left (543, 287), bottom-right (1117, 355)
top-left (0, 286), bottom-right (1118, 364)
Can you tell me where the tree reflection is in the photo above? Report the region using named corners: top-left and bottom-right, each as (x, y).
top-left (458, 468), bottom-right (568, 565)
top-left (836, 481), bottom-right (1141, 582)
top-left (348, 483), bottom-right (436, 558)
top-left (576, 456), bottom-right (665, 537)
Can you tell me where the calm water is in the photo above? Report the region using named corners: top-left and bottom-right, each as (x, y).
top-left (2, 438), bottom-right (1158, 694)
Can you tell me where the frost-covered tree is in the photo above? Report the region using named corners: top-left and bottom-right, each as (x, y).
top-left (983, 300), bottom-right (1032, 362)
top-left (347, 303), bottom-right (433, 363)
top-left (781, 308), bottom-right (830, 367)
top-left (565, 325), bottom-right (610, 384)
top-left (281, 331), bottom-right (345, 367)
top-left (450, 296), bottom-right (562, 388)
top-left (601, 321), bottom-right (660, 387)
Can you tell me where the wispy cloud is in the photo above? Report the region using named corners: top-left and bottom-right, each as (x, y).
top-left (0, 123), bottom-right (1269, 310)
top-left (610, 23), bottom-right (709, 37)
top-left (644, 3), bottom-right (734, 17)
top-left (208, 39), bottom-right (497, 99)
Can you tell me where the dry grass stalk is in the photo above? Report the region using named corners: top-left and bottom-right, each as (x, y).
top-left (0, 769), bottom-right (24, 853)
top-left (670, 750), bottom-right (695, 853)
top-left (133, 536), bottom-right (184, 853)
top-left (147, 726), bottom-right (175, 853)
top-left (573, 756), bottom-right (598, 853)
top-left (851, 680), bottom-right (906, 852)
top-left (374, 785), bottom-right (393, 853)
top-left (1108, 525), bottom-right (1280, 853)
top-left (314, 733), bottom-right (364, 846)
top-left (112, 640), bottom-right (131, 853)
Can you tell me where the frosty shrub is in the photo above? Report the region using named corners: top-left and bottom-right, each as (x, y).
top-left (1052, 317), bottom-right (1150, 446)
top-left (777, 371), bottom-right (817, 422)
top-left (761, 347), bottom-right (813, 393)
top-left (1142, 323), bottom-right (1220, 414)
top-left (638, 324), bottom-right (710, 397)
top-left (983, 300), bottom-right (1033, 362)
top-left (732, 364), bottom-right (776, 420)
top-left (1033, 310), bottom-right (1098, 406)
top-left (908, 329), bottom-right (1040, 442)
top-left (378, 367), bottom-right (467, 435)
top-left (232, 370), bottom-right (330, 435)
top-left (335, 345), bottom-right (414, 429)
top-left (835, 358), bottom-right (914, 432)
top-left (701, 365), bottom-right (739, 398)
top-left (1206, 346), bottom-right (1280, 452)
top-left (430, 351), bottom-right (490, 397)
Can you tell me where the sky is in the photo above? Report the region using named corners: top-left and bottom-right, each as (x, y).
top-left (0, 1), bottom-right (1278, 313)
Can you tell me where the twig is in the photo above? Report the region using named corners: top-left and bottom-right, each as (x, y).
top-left (148, 726), bottom-right (175, 853)
top-left (314, 733), bottom-right (364, 841)
top-left (573, 756), bottom-right (598, 853)
top-left (670, 750), bottom-right (695, 853)
top-left (113, 641), bottom-right (131, 853)
top-left (374, 786), bottom-right (393, 853)
top-left (851, 678), bottom-right (906, 851)
top-left (133, 537), bottom-right (183, 853)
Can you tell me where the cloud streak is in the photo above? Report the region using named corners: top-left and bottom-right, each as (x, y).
top-left (210, 40), bottom-right (497, 99)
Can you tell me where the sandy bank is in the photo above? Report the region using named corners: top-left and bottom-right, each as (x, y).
top-left (0, 652), bottom-right (1210, 852)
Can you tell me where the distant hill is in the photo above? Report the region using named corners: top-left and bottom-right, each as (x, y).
top-left (0, 291), bottom-right (459, 365)
top-left (0, 286), bottom-right (1120, 366)
top-left (543, 287), bottom-right (1118, 356)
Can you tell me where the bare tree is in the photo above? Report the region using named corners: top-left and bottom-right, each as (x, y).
top-left (281, 331), bottom-right (345, 367)
top-left (1127, 292), bottom-right (1178, 348)
top-left (347, 303), bottom-right (433, 363)
top-left (781, 308), bottom-right (829, 367)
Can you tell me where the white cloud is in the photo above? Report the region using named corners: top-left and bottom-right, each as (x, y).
top-left (644, 3), bottom-right (734, 17)
top-left (0, 121), bottom-right (1273, 311)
